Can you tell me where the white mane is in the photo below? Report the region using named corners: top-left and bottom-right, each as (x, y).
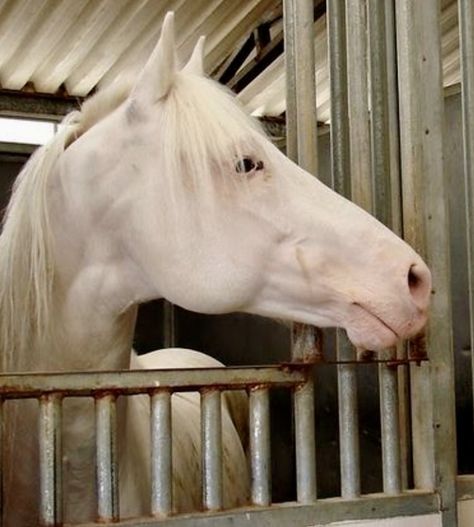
top-left (0, 73), bottom-right (266, 372)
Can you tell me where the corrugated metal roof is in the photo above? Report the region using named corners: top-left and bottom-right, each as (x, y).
top-left (0, 0), bottom-right (461, 123)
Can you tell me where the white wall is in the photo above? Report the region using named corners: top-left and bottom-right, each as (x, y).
top-left (309, 514), bottom-right (441, 527)
top-left (459, 499), bottom-right (474, 526)
top-left (305, 500), bottom-right (474, 527)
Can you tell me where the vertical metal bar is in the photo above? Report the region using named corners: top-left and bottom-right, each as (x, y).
top-left (368, 0), bottom-right (391, 224)
top-left (284, 0), bottom-right (319, 504)
top-left (150, 391), bottom-right (172, 516)
top-left (96, 394), bottom-right (119, 522)
top-left (38, 394), bottom-right (62, 527)
top-left (396, 1), bottom-right (457, 524)
top-left (329, 0), bottom-right (361, 499)
top-left (294, 380), bottom-right (317, 502)
top-left (337, 345), bottom-right (360, 498)
top-left (346, 0), bottom-right (372, 211)
top-left (368, 0), bottom-right (403, 495)
top-left (163, 300), bottom-right (176, 348)
top-left (283, 0), bottom-right (318, 174)
top-left (379, 351), bottom-right (402, 494)
top-left (201, 389), bottom-right (223, 511)
top-left (283, 0), bottom-right (298, 162)
top-left (328, 0), bottom-right (351, 198)
top-left (249, 387), bottom-right (271, 506)
top-left (458, 0), bottom-right (474, 436)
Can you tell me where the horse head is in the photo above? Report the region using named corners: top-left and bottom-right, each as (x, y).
top-left (58, 12), bottom-right (430, 352)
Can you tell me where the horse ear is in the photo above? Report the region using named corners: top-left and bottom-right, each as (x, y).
top-left (132, 12), bottom-right (176, 101)
top-left (182, 36), bottom-right (206, 76)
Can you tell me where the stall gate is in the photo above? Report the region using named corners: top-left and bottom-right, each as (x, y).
top-left (0, 0), bottom-right (471, 526)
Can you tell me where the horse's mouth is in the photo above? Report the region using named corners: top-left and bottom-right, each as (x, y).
top-left (346, 302), bottom-right (400, 351)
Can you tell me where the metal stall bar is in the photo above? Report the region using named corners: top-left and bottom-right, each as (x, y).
top-left (293, 379), bottom-right (317, 503)
top-left (150, 391), bottom-right (172, 517)
top-left (283, 0), bottom-right (318, 174)
top-left (0, 367), bottom-right (308, 398)
top-left (201, 389), bottom-right (223, 511)
top-left (283, 0), bottom-right (318, 504)
top-left (249, 387), bottom-right (271, 506)
top-left (38, 394), bottom-right (62, 527)
top-left (379, 353), bottom-right (402, 494)
top-left (385, 0), bottom-right (410, 489)
top-left (458, 0), bottom-right (474, 441)
top-left (368, 0), bottom-right (402, 495)
top-left (328, 0), bottom-right (361, 499)
top-left (163, 301), bottom-right (176, 348)
top-left (396, 1), bottom-right (456, 525)
top-left (96, 394), bottom-right (119, 522)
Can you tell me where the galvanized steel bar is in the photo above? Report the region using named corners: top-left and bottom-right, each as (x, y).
top-left (249, 387), bottom-right (271, 506)
top-left (283, 0), bottom-right (298, 161)
top-left (294, 380), bottom-right (317, 502)
top-left (38, 394), bottom-right (62, 526)
top-left (337, 340), bottom-right (360, 498)
top-left (0, 366), bottom-right (308, 399)
top-left (283, 0), bottom-right (318, 174)
top-left (396, 1), bottom-right (456, 524)
top-left (345, 0), bottom-right (372, 211)
top-left (163, 300), bottom-right (176, 348)
top-left (367, 0), bottom-right (402, 496)
top-left (328, 0), bottom-right (351, 198)
top-left (379, 351), bottom-right (402, 494)
top-left (329, 0), bottom-right (361, 500)
top-left (201, 389), bottom-right (223, 511)
top-left (95, 394), bottom-right (119, 522)
top-left (150, 391), bottom-right (172, 517)
top-left (458, 0), bottom-right (474, 436)
top-left (368, 0), bottom-right (391, 224)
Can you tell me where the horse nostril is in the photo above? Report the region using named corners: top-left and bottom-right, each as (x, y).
top-left (407, 262), bottom-right (431, 310)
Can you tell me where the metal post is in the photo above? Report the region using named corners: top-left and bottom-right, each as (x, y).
top-left (328, 0), bottom-right (351, 198)
top-left (249, 387), bottom-right (271, 506)
top-left (294, 380), bottom-right (317, 502)
top-left (284, 0), bottom-right (318, 504)
top-left (38, 394), bottom-right (62, 527)
top-left (96, 394), bottom-right (119, 522)
top-left (201, 389), bottom-right (223, 511)
top-left (367, 0), bottom-right (403, 495)
top-left (396, 1), bottom-right (457, 524)
top-left (329, 0), bottom-right (362, 499)
top-left (368, 0), bottom-right (391, 224)
top-left (379, 352), bottom-right (402, 494)
top-left (150, 391), bottom-right (172, 516)
top-left (337, 347), bottom-right (360, 499)
top-left (163, 300), bottom-right (176, 348)
top-left (458, 0), bottom-right (474, 436)
top-left (346, 0), bottom-right (372, 212)
top-left (283, 0), bottom-right (318, 174)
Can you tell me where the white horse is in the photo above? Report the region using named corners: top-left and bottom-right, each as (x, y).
top-left (0, 12), bottom-right (431, 525)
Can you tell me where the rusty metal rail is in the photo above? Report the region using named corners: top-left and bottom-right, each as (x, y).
top-left (0, 356), bottom-right (428, 526)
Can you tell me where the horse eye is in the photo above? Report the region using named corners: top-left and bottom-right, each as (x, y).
top-left (235, 157), bottom-right (264, 174)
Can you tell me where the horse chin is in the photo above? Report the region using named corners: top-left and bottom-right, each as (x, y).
top-left (344, 304), bottom-right (401, 352)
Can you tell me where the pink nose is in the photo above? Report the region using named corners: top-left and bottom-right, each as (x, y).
top-left (407, 260), bottom-right (432, 311)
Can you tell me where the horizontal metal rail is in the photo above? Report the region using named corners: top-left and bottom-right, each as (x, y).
top-left (75, 491), bottom-right (439, 527)
top-left (0, 365), bottom-right (310, 399)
